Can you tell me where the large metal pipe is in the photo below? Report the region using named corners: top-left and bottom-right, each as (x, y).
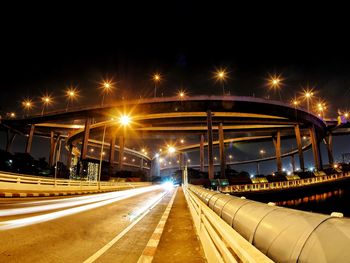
top-left (187, 184), bottom-right (350, 263)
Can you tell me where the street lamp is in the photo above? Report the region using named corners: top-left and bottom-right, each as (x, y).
top-left (65, 87), bottom-right (78, 111)
top-left (41, 95), bottom-right (53, 116)
top-left (178, 90), bottom-right (186, 99)
top-left (302, 89), bottom-right (314, 113)
top-left (267, 74), bottom-right (283, 101)
top-left (153, 73), bottom-right (161, 98)
top-left (22, 99), bottom-right (33, 117)
top-left (214, 69), bottom-right (228, 95)
top-left (100, 80), bottom-right (114, 106)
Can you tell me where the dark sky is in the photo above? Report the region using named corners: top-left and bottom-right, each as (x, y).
top-left (0, 2), bottom-right (349, 172)
top-left (1, 2), bottom-right (350, 114)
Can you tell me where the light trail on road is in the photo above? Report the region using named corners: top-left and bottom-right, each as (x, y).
top-left (0, 185), bottom-right (163, 231)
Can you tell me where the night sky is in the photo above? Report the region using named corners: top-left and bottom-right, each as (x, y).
top-left (0, 2), bottom-right (349, 173)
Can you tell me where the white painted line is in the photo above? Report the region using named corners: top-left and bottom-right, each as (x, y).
top-left (137, 187), bottom-right (178, 263)
top-left (82, 190), bottom-right (170, 263)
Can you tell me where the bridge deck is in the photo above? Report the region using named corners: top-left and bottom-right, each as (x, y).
top-left (152, 187), bottom-right (206, 263)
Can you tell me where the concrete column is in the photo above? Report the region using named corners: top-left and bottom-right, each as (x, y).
top-left (6, 130), bottom-right (16, 152)
top-left (309, 126), bottom-right (322, 171)
top-left (118, 136), bottom-right (125, 170)
top-left (326, 133), bottom-right (334, 166)
top-left (256, 162), bottom-right (260, 175)
top-left (200, 134), bottom-right (204, 172)
top-left (25, 124), bottom-right (35, 154)
top-left (49, 131), bottom-right (57, 167)
top-left (219, 123), bottom-right (226, 178)
top-left (273, 130), bottom-right (282, 174)
top-left (81, 118), bottom-right (91, 160)
top-left (108, 135), bottom-right (116, 175)
top-left (291, 154), bottom-right (295, 173)
top-left (294, 124), bottom-right (305, 172)
top-left (140, 157), bottom-right (144, 170)
top-left (179, 152), bottom-right (183, 170)
top-left (66, 145), bottom-right (73, 171)
top-left (207, 110), bottom-right (214, 179)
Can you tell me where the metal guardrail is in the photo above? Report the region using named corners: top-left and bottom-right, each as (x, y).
top-left (0, 171), bottom-right (151, 192)
top-left (186, 183), bottom-right (350, 263)
top-left (220, 172), bottom-right (350, 193)
top-left (183, 184), bottom-right (273, 263)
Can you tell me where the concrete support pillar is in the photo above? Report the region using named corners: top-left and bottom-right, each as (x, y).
top-left (108, 135), bottom-right (116, 175)
top-left (66, 145), bottom-right (73, 171)
top-left (140, 157), bottom-right (144, 170)
top-left (326, 133), bottom-right (334, 166)
top-left (25, 124), bottom-right (35, 154)
top-left (219, 123), bottom-right (226, 178)
top-left (200, 134), bottom-right (204, 172)
top-left (291, 154), bottom-right (295, 173)
top-left (256, 162), bottom-right (260, 175)
top-left (118, 136), bottom-right (125, 170)
top-left (273, 130), bottom-right (282, 174)
top-left (6, 130), bottom-right (16, 152)
top-left (207, 110), bottom-right (214, 179)
top-left (81, 118), bottom-right (91, 160)
top-left (179, 152), bottom-right (183, 170)
top-left (49, 131), bottom-right (57, 167)
top-left (294, 124), bottom-right (305, 172)
top-left (309, 126), bottom-right (322, 171)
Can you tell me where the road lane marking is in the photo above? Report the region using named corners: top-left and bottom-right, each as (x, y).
top-left (82, 189), bottom-right (173, 263)
top-left (137, 187), bottom-right (178, 263)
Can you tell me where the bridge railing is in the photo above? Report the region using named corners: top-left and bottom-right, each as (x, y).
top-left (183, 184), bottom-right (273, 263)
top-left (220, 171), bottom-right (350, 193)
top-left (0, 171), bottom-right (151, 192)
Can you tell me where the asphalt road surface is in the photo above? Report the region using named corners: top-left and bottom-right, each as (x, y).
top-left (0, 185), bottom-right (175, 263)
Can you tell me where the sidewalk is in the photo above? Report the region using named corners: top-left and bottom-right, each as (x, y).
top-left (152, 187), bottom-right (206, 263)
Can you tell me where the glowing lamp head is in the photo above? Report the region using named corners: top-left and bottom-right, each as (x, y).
top-left (168, 146), bottom-right (176, 154)
top-left (119, 115), bottom-right (131, 126)
top-left (153, 74), bottom-right (161, 82)
top-left (10, 112), bottom-right (15, 118)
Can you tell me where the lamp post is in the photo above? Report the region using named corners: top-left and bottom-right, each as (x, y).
top-left (98, 125), bottom-right (107, 190)
top-left (303, 90), bottom-right (314, 113)
top-left (66, 88), bottom-right (78, 112)
top-left (101, 81), bottom-right (114, 106)
top-left (153, 74), bottom-right (161, 98)
top-left (268, 74), bottom-right (283, 101)
top-left (41, 95), bottom-right (52, 116)
top-left (215, 69), bottom-right (228, 95)
top-left (22, 99), bottom-right (33, 118)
